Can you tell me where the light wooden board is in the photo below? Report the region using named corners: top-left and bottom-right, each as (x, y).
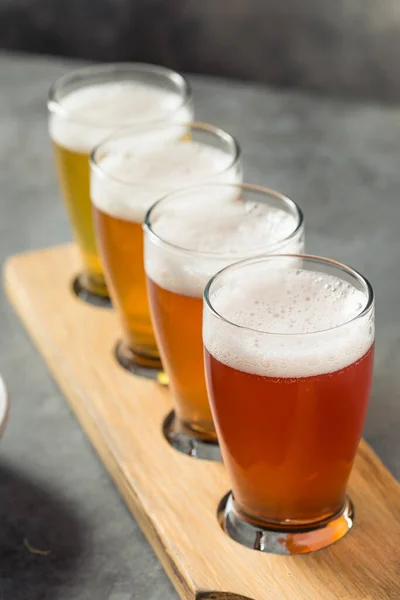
top-left (4, 243), bottom-right (400, 600)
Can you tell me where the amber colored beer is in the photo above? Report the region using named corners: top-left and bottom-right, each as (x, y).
top-left (91, 125), bottom-right (242, 369)
top-left (147, 281), bottom-right (213, 436)
top-left (145, 185), bottom-right (304, 442)
top-left (94, 212), bottom-right (157, 362)
top-left (48, 64), bottom-right (193, 300)
top-left (205, 346), bottom-right (374, 523)
top-left (203, 255), bottom-right (375, 527)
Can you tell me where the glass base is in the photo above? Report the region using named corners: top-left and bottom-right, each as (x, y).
top-left (115, 340), bottom-right (164, 382)
top-left (218, 493), bottom-right (354, 555)
top-left (72, 274), bottom-right (111, 308)
top-left (163, 410), bottom-right (221, 461)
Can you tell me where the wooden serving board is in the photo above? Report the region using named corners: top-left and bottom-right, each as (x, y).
top-left (4, 244), bottom-right (400, 600)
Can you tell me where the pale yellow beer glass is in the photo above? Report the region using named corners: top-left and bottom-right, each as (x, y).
top-left (90, 122), bottom-right (242, 376)
top-left (48, 63), bottom-right (193, 306)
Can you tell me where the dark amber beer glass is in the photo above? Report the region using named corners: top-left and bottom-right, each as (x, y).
top-left (48, 63), bottom-right (193, 305)
top-left (203, 254), bottom-right (374, 553)
top-left (91, 123), bottom-right (241, 376)
top-left (144, 185), bottom-right (304, 459)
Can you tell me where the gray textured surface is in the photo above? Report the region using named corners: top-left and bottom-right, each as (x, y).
top-left (0, 52), bottom-right (399, 599)
top-left (2, 0), bottom-right (400, 101)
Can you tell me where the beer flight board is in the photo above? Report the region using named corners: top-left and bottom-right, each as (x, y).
top-left (4, 243), bottom-right (400, 600)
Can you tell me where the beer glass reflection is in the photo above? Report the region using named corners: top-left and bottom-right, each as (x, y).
top-left (203, 254), bottom-right (374, 552)
top-left (144, 184), bottom-right (304, 458)
top-left (48, 63), bottom-right (193, 305)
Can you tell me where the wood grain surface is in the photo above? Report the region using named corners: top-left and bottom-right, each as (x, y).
top-left (4, 244), bottom-right (400, 600)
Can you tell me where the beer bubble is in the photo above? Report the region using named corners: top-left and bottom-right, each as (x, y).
top-left (93, 139), bottom-right (240, 226)
top-left (204, 267), bottom-right (373, 378)
top-left (50, 80), bottom-right (193, 153)
top-left (145, 182), bottom-right (300, 298)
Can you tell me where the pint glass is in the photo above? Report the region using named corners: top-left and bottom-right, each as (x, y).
top-left (48, 63), bottom-right (193, 305)
top-left (203, 254), bottom-right (374, 552)
top-left (91, 123), bottom-right (241, 375)
top-left (144, 184), bottom-right (304, 458)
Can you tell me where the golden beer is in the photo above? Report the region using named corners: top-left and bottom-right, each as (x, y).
top-left (48, 64), bottom-right (193, 303)
top-left (93, 213), bottom-right (157, 365)
top-left (91, 123), bottom-right (242, 372)
top-left (52, 143), bottom-right (105, 294)
top-left (144, 184), bottom-right (305, 457)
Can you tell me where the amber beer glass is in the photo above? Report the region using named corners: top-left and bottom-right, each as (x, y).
top-left (91, 123), bottom-right (241, 376)
top-left (48, 63), bottom-right (193, 305)
top-left (203, 254), bottom-right (375, 553)
top-left (144, 184), bottom-right (304, 459)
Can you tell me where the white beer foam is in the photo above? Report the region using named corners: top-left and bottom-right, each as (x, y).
top-left (204, 267), bottom-right (374, 378)
top-left (49, 81), bottom-right (193, 152)
top-left (91, 139), bottom-right (241, 223)
top-left (145, 189), bottom-right (302, 297)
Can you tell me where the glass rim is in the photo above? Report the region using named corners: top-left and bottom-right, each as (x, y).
top-left (204, 253), bottom-right (374, 337)
top-left (90, 121), bottom-right (242, 191)
top-left (143, 183), bottom-right (304, 259)
top-left (47, 62), bottom-right (193, 124)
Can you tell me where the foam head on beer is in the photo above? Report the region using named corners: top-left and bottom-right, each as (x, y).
top-left (145, 185), bottom-right (303, 298)
top-left (204, 260), bottom-right (374, 378)
top-left (49, 80), bottom-right (193, 153)
top-left (91, 133), bottom-right (242, 226)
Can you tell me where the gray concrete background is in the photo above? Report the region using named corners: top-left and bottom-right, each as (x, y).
top-left (0, 52), bottom-right (399, 599)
